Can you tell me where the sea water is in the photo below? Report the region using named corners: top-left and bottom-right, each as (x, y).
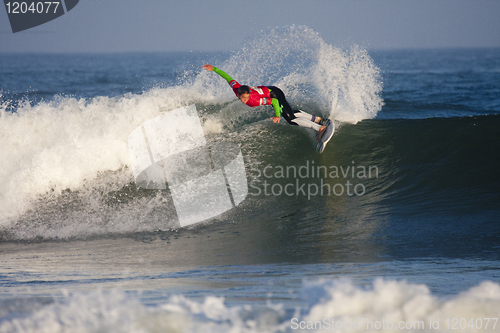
top-left (0, 26), bottom-right (499, 332)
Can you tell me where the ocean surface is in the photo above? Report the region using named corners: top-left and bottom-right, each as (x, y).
top-left (0, 26), bottom-right (499, 332)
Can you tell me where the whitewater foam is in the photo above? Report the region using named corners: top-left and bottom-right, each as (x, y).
top-left (1, 279), bottom-right (498, 333)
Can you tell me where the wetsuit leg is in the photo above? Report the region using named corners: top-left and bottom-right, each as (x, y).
top-left (292, 111), bottom-right (323, 131)
top-left (268, 86), bottom-right (322, 131)
top-left (291, 114), bottom-right (322, 131)
top-left (268, 86), bottom-right (294, 123)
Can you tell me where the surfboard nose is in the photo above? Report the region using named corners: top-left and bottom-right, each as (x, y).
top-left (316, 119), bottom-right (334, 153)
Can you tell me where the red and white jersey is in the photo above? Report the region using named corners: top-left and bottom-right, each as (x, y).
top-left (229, 80), bottom-right (273, 107)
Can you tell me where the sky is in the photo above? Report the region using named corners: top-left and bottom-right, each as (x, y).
top-left (1, 0), bottom-right (499, 53)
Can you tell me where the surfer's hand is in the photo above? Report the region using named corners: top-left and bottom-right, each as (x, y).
top-left (202, 64), bottom-right (214, 71)
top-left (271, 117), bottom-right (280, 123)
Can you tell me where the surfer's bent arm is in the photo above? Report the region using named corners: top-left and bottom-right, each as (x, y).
top-left (270, 98), bottom-right (282, 119)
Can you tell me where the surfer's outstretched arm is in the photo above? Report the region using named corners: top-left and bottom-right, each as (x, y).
top-left (202, 64), bottom-right (235, 85)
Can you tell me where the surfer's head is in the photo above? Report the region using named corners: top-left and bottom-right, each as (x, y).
top-left (237, 86), bottom-right (251, 104)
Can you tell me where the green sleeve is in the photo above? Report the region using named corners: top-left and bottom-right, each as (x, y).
top-left (212, 67), bottom-right (234, 84)
top-left (271, 98), bottom-right (282, 118)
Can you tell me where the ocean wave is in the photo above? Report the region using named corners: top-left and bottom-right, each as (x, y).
top-left (0, 26), bottom-right (383, 236)
top-left (1, 111), bottom-right (498, 241)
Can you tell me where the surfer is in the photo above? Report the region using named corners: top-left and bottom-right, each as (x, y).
top-left (202, 64), bottom-right (328, 141)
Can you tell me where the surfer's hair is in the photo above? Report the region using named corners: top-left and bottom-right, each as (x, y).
top-left (237, 85), bottom-right (251, 95)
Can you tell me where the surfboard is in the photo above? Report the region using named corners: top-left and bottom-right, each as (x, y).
top-left (315, 119), bottom-right (334, 153)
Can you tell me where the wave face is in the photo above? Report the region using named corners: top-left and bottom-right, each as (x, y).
top-left (0, 26), bottom-right (384, 239)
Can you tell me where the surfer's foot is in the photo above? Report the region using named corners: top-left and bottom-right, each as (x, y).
top-left (314, 116), bottom-right (322, 124)
top-left (317, 125), bottom-right (327, 142)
